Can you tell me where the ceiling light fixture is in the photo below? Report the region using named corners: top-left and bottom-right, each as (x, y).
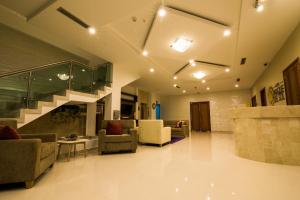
top-left (170, 37), bottom-right (193, 53)
top-left (206, 87), bottom-right (210, 91)
top-left (193, 71), bottom-right (206, 79)
top-left (173, 76), bottom-right (177, 80)
top-left (255, 0), bottom-right (264, 12)
top-left (57, 73), bottom-right (70, 81)
top-left (189, 59), bottom-right (196, 67)
top-left (142, 50), bottom-right (148, 56)
top-left (88, 27), bottom-right (96, 35)
top-left (235, 84), bottom-right (239, 88)
top-left (158, 7), bottom-right (167, 17)
top-left (225, 68), bottom-right (230, 72)
top-left (182, 90), bottom-right (186, 93)
top-left (223, 29), bottom-right (231, 37)
top-left (173, 84), bottom-right (177, 88)
top-left (202, 79), bottom-right (206, 83)
top-left (150, 68), bottom-right (155, 72)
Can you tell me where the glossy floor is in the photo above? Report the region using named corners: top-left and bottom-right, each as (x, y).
top-left (1, 133), bottom-right (300, 200)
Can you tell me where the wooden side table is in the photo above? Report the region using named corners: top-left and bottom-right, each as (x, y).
top-left (57, 139), bottom-right (88, 161)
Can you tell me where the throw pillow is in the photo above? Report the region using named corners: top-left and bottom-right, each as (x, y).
top-left (175, 121), bottom-right (183, 128)
top-left (0, 126), bottom-right (21, 140)
top-left (106, 122), bottom-right (123, 135)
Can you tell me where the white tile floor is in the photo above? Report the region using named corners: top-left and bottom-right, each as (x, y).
top-left (1, 133), bottom-right (300, 200)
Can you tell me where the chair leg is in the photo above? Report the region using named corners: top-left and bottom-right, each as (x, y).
top-left (25, 180), bottom-right (34, 189)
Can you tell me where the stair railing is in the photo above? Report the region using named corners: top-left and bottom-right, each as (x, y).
top-left (0, 60), bottom-right (112, 118)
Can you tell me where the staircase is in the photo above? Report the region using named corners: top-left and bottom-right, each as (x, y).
top-left (0, 60), bottom-right (113, 128)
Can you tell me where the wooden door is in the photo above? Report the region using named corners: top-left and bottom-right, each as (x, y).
top-left (199, 102), bottom-right (211, 131)
top-left (283, 58), bottom-right (300, 105)
top-left (190, 102), bottom-right (200, 131)
top-left (260, 88), bottom-right (267, 106)
top-left (251, 96), bottom-right (257, 107)
top-left (190, 102), bottom-right (211, 132)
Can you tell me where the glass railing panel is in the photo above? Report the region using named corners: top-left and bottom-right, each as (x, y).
top-left (93, 62), bottom-right (113, 90)
top-left (71, 62), bottom-right (94, 94)
top-left (29, 63), bottom-right (70, 107)
top-left (0, 73), bottom-right (29, 118)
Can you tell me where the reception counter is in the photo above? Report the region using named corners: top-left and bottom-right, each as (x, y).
top-left (233, 105), bottom-right (300, 166)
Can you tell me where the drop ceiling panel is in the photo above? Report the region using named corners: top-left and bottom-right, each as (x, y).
top-left (145, 7), bottom-right (236, 74)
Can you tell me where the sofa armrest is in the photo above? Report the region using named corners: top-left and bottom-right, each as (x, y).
top-left (129, 128), bottom-right (138, 142)
top-left (181, 125), bottom-right (189, 137)
top-left (163, 127), bottom-right (171, 142)
top-left (21, 134), bottom-right (57, 143)
top-left (0, 139), bottom-right (41, 183)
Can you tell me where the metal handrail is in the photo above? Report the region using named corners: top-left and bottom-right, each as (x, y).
top-left (0, 60), bottom-right (90, 78)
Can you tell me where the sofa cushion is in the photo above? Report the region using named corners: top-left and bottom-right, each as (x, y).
top-left (103, 134), bottom-right (132, 142)
top-left (40, 142), bottom-right (56, 160)
top-left (171, 127), bottom-right (183, 132)
top-left (106, 122), bottom-right (123, 135)
top-left (0, 126), bottom-right (21, 140)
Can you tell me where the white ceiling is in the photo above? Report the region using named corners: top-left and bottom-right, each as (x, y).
top-left (0, 0), bottom-right (299, 95)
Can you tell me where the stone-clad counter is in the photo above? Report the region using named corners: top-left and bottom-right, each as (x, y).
top-left (233, 105), bottom-right (300, 166)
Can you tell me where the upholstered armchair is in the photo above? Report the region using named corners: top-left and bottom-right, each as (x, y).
top-left (138, 120), bottom-right (171, 146)
top-left (163, 120), bottom-right (189, 138)
top-left (98, 120), bottom-right (138, 155)
top-left (0, 120), bottom-right (56, 188)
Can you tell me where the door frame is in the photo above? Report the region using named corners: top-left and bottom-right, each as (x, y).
top-left (190, 101), bottom-right (211, 132)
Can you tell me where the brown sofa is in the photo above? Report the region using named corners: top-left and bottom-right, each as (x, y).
top-left (163, 120), bottom-right (189, 138)
top-left (98, 120), bottom-right (138, 155)
top-left (0, 120), bottom-right (56, 188)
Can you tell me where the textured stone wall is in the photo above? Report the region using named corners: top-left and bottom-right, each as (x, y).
top-left (234, 105), bottom-right (300, 166)
top-left (160, 90), bottom-right (251, 132)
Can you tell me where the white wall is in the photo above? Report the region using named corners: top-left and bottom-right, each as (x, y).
top-left (104, 64), bottom-right (140, 120)
top-left (160, 90), bottom-right (251, 132)
top-left (252, 23), bottom-right (300, 106)
top-left (0, 23), bottom-right (88, 74)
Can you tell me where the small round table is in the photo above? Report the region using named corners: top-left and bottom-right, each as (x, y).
top-left (57, 139), bottom-right (89, 161)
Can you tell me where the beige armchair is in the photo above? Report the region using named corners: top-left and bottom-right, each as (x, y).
top-left (0, 120), bottom-right (56, 188)
top-left (138, 120), bottom-right (171, 146)
top-left (98, 120), bottom-right (138, 155)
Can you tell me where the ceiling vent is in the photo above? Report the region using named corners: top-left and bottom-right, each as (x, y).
top-left (57, 7), bottom-right (89, 28)
top-left (240, 58), bottom-right (247, 65)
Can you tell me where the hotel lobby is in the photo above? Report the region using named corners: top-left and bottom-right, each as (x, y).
top-left (0, 0), bottom-right (300, 200)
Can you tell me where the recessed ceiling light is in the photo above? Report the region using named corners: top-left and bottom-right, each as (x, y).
top-left (191, 62), bottom-right (196, 67)
top-left (158, 7), bottom-right (167, 17)
top-left (189, 59), bottom-right (195, 64)
top-left (173, 84), bottom-right (177, 88)
top-left (170, 37), bottom-right (192, 53)
top-left (223, 29), bottom-right (231, 37)
top-left (182, 90), bottom-right (186, 93)
top-left (82, 69), bottom-right (86, 72)
top-left (142, 50), bottom-right (148, 56)
top-left (49, 78), bottom-right (52, 81)
top-left (202, 79), bottom-right (206, 83)
top-left (173, 76), bottom-right (177, 80)
top-left (150, 68), bottom-right (155, 72)
top-left (256, 4), bottom-right (264, 12)
top-left (225, 68), bottom-right (230, 72)
top-left (193, 71), bottom-right (206, 79)
top-left (88, 27), bottom-right (96, 35)
top-left (206, 87), bottom-right (210, 91)
top-left (235, 84), bottom-right (239, 88)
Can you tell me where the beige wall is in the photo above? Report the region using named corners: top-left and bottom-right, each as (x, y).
top-left (252, 23), bottom-right (300, 106)
top-left (160, 90), bottom-right (251, 132)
